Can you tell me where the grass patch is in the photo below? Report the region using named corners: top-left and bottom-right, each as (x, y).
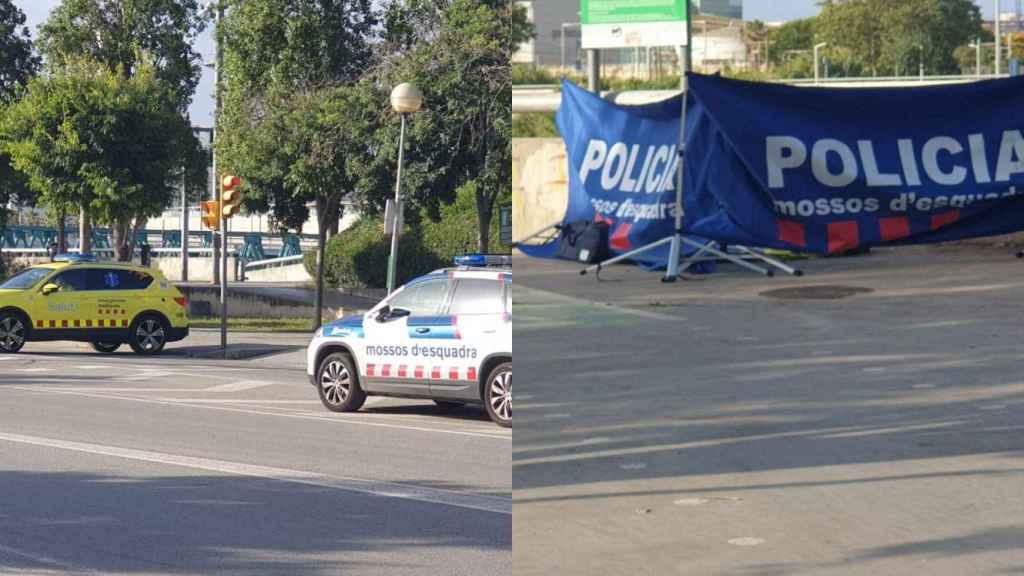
top-left (190, 317), bottom-right (316, 332)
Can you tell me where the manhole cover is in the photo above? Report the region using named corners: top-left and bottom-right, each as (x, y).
top-left (760, 285), bottom-right (873, 300)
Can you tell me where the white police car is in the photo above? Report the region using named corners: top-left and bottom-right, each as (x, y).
top-left (307, 267), bottom-right (512, 427)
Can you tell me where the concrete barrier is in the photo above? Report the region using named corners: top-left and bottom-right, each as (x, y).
top-left (244, 262), bottom-right (313, 283)
top-left (155, 255), bottom-right (239, 282)
top-left (512, 138), bottom-right (569, 242)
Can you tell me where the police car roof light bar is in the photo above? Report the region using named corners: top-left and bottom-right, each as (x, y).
top-left (453, 254), bottom-right (512, 268)
top-left (52, 253), bottom-right (97, 263)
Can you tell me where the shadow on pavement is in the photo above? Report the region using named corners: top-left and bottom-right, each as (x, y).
top-left (0, 470), bottom-right (509, 575)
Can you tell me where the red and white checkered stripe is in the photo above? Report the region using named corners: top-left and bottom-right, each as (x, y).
top-left (36, 318), bottom-right (130, 329)
top-left (366, 363), bottom-right (478, 382)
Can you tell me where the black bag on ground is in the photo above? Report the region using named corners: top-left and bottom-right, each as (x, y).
top-left (556, 220), bottom-right (609, 263)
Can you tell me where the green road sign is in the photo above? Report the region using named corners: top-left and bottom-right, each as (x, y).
top-left (581, 0), bottom-right (687, 25)
top-left (581, 0), bottom-right (689, 49)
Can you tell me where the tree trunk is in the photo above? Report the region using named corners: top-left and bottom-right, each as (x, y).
top-left (79, 207), bottom-right (92, 254)
top-left (56, 209), bottom-right (67, 253)
top-left (476, 189), bottom-right (494, 254)
top-left (112, 221), bottom-right (129, 262)
top-left (313, 197), bottom-right (328, 331)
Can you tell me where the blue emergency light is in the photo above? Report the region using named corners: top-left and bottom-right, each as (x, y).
top-left (52, 253), bottom-right (97, 263)
top-left (453, 254), bottom-right (512, 268)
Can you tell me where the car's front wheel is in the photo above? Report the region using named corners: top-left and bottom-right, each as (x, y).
top-left (90, 341), bottom-right (121, 354)
top-left (0, 312), bottom-right (27, 354)
top-left (485, 362), bottom-right (511, 428)
top-left (317, 353), bottom-right (366, 412)
top-left (129, 315), bottom-right (168, 355)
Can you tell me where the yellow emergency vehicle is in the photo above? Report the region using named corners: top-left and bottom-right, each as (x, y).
top-left (0, 256), bottom-right (189, 355)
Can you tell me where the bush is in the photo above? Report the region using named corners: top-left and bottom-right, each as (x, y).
top-left (421, 181), bottom-right (511, 263)
top-left (512, 113), bottom-right (559, 138)
top-left (305, 183), bottom-right (510, 290)
top-left (305, 219), bottom-right (444, 289)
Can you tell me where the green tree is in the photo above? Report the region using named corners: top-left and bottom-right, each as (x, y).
top-left (767, 18), bottom-right (815, 67)
top-left (217, 0), bottom-right (379, 329)
top-left (2, 59), bottom-right (205, 261)
top-left (512, 1), bottom-right (533, 51)
top-left (0, 0), bottom-right (40, 256)
top-left (817, 0), bottom-right (983, 77)
top-left (37, 0), bottom-right (205, 107)
top-left (38, 0), bottom-right (207, 252)
top-left (375, 0), bottom-right (512, 253)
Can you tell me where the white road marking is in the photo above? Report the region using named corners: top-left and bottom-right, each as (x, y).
top-left (0, 431), bottom-right (510, 516)
top-left (154, 399), bottom-right (321, 404)
top-left (619, 462), bottom-right (648, 471)
top-left (674, 497), bottom-right (710, 506)
top-left (911, 383), bottom-right (936, 389)
top-left (203, 380), bottom-right (278, 393)
top-left (17, 368), bottom-right (53, 373)
top-left (728, 537), bottom-right (765, 547)
top-left (6, 386), bottom-right (510, 440)
top-left (33, 388), bottom-right (197, 393)
top-left (0, 542), bottom-right (101, 575)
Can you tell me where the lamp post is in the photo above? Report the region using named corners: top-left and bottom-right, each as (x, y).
top-left (970, 38), bottom-right (982, 77)
top-left (814, 42), bottom-right (828, 84)
top-left (386, 83), bottom-right (423, 295)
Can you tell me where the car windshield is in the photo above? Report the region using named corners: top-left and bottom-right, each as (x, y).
top-left (0, 267), bottom-right (52, 290)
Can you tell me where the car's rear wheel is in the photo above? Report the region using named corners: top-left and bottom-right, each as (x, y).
top-left (0, 312), bottom-right (27, 354)
top-left (485, 362), bottom-right (511, 428)
top-left (129, 315), bottom-right (167, 355)
top-left (317, 352), bottom-right (366, 412)
top-left (90, 341), bottom-right (121, 354)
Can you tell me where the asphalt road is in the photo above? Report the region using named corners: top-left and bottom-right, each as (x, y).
top-left (514, 246), bottom-right (1024, 576)
top-left (0, 335), bottom-right (510, 575)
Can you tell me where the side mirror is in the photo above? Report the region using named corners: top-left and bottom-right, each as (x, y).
top-left (41, 283), bottom-right (59, 295)
top-left (376, 305), bottom-right (391, 322)
top-left (390, 307), bottom-right (411, 319)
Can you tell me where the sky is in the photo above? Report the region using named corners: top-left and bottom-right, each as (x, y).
top-left (12, 1), bottom-right (1011, 123)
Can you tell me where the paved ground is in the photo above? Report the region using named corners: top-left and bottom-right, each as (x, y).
top-left (514, 245), bottom-right (1024, 576)
top-left (0, 332), bottom-right (510, 575)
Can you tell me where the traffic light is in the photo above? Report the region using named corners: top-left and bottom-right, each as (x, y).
top-left (221, 175), bottom-right (243, 218)
top-left (201, 200), bottom-right (221, 230)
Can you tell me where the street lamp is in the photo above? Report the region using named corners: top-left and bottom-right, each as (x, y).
top-left (814, 42), bottom-right (828, 84)
top-left (386, 83), bottom-right (423, 295)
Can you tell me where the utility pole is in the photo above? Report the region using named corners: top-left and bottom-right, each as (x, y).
top-left (180, 169), bottom-right (188, 281)
top-left (212, 1), bottom-right (228, 354)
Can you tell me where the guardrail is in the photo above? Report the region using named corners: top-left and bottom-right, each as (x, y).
top-left (512, 74), bottom-right (1003, 113)
top-left (242, 254), bottom-right (304, 271)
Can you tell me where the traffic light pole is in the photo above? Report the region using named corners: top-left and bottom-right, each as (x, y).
top-left (220, 203), bottom-right (228, 356)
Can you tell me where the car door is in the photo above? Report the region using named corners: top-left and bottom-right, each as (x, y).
top-left (430, 277), bottom-right (506, 402)
top-left (87, 268), bottom-right (152, 332)
top-left (361, 276), bottom-right (453, 397)
top-left (36, 268), bottom-right (93, 336)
